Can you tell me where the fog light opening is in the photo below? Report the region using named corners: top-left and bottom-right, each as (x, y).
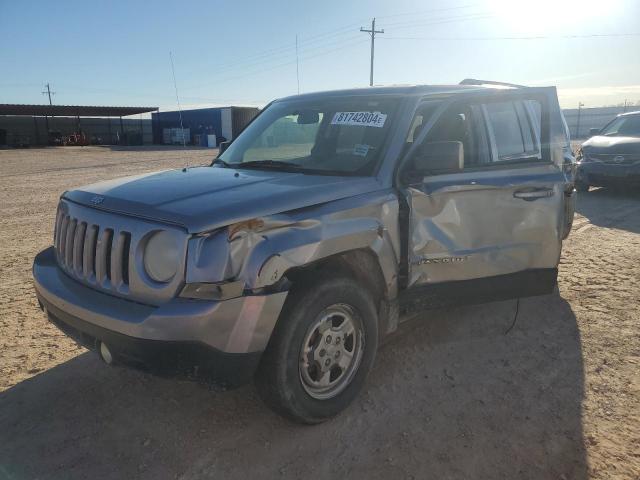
top-left (99, 342), bottom-right (114, 365)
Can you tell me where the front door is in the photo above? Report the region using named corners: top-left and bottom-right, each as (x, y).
top-left (401, 89), bottom-right (567, 305)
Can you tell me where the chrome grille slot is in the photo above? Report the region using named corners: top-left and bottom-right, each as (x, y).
top-left (95, 228), bottom-right (113, 285)
top-left (110, 231), bottom-right (132, 287)
top-left (73, 222), bottom-right (87, 275)
top-left (58, 215), bottom-right (70, 260)
top-left (64, 219), bottom-right (77, 268)
top-left (83, 225), bottom-right (98, 279)
top-left (122, 232), bottom-right (131, 285)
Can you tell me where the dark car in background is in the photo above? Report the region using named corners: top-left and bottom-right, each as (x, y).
top-left (576, 111), bottom-right (640, 192)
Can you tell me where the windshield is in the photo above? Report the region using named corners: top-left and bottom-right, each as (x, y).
top-left (599, 115), bottom-right (640, 137)
top-left (218, 95), bottom-right (401, 175)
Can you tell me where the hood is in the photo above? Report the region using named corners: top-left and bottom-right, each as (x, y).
top-left (582, 135), bottom-right (640, 154)
top-left (63, 166), bottom-right (383, 233)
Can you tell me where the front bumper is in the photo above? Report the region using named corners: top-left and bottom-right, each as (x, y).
top-left (33, 247), bottom-right (288, 387)
top-left (577, 162), bottom-right (640, 187)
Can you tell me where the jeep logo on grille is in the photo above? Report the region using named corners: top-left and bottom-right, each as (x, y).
top-left (90, 195), bottom-right (105, 205)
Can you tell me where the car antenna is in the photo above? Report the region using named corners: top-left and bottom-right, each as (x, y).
top-left (504, 298), bottom-right (520, 335)
top-left (169, 51), bottom-right (188, 169)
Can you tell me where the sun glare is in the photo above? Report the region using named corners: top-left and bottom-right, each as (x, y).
top-left (488, 0), bottom-right (607, 32)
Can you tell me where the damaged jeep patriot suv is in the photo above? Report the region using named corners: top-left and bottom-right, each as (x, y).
top-left (33, 80), bottom-right (576, 423)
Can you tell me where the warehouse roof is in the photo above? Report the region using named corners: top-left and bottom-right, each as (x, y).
top-left (0, 104), bottom-right (158, 117)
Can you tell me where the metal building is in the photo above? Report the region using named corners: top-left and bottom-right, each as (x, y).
top-left (0, 104), bottom-right (158, 147)
top-left (151, 106), bottom-right (260, 146)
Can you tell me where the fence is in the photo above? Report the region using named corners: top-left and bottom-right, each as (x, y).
top-left (562, 106), bottom-right (638, 139)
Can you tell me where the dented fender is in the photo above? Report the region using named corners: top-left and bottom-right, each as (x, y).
top-left (186, 190), bottom-right (401, 298)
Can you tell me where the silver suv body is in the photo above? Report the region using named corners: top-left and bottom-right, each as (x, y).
top-left (33, 80), bottom-right (576, 422)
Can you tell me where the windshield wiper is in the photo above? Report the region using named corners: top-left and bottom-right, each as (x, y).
top-left (234, 160), bottom-right (304, 171)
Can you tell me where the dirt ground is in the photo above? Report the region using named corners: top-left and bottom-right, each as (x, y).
top-left (0, 146), bottom-right (638, 480)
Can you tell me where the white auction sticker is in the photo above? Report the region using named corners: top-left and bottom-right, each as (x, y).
top-left (353, 144), bottom-right (370, 156)
top-left (331, 111), bottom-right (387, 128)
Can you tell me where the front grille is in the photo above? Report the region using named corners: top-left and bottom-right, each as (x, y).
top-left (54, 208), bottom-right (132, 293)
top-left (590, 153), bottom-right (640, 165)
top-left (52, 199), bottom-right (187, 305)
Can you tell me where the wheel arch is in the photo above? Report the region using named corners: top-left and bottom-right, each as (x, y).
top-left (279, 248), bottom-right (398, 337)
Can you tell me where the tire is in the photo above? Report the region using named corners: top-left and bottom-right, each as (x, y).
top-left (575, 180), bottom-right (589, 193)
top-left (255, 275), bottom-right (379, 424)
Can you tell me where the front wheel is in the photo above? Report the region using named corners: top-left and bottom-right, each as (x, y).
top-left (255, 276), bottom-right (378, 424)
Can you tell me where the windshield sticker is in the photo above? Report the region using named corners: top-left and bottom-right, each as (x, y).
top-left (331, 111), bottom-right (387, 128)
top-left (353, 144), bottom-right (370, 157)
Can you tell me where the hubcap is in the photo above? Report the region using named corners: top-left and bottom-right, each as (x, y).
top-left (299, 304), bottom-right (364, 400)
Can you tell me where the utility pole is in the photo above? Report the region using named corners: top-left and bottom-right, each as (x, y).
top-left (42, 83), bottom-right (55, 105)
top-left (576, 102), bottom-right (585, 139)
top-left (360, 18), bottom-right (384, 86)
top-left (41, 83), bottom-right (55, 135)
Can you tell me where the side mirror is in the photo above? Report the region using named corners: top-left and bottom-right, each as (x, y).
top-left (411, 141), bottom-right (464, 176)
top-left (589, 128), bottom-right (600, 136)
top-left (218, 141), bottom-right (231, 154)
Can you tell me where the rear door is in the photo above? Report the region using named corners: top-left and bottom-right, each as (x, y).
top-left (401, 88), bottom-right (566, 300)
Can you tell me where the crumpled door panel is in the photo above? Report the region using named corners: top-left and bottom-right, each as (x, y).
top-left (407, 164), bottom-right (565, 287)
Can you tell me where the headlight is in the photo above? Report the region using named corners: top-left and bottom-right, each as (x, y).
top-left (144, 231), bottom-right (179, 282)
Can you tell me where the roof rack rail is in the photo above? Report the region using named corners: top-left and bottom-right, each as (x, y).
top-left (459, 79), bottom-right (527, 88)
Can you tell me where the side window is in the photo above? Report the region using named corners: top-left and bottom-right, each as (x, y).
top-left (406, 114), bottom-right (424, 143)
top-left (420, 103), bottom-right (483, 167)
top-left (404, 101), bottom-right (491, 175)
top-left (522, 100), bottom-right (543, 158)
top-left (484, 102), bottom-right (526, 161)
top-left (405, 101), bottom-right (441, 144)
top-left (483, 100), bottom-right (543, 163)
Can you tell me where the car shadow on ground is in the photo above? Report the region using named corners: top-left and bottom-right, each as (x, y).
top-left (576, 187), bottom-right (640, 234)
top-left (0, 292), bottom-right (587, 480)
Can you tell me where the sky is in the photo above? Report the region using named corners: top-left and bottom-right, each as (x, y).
top-left (1, 0), bottom-right (639, 113)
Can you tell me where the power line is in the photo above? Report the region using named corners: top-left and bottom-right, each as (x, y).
top-left (181, 34), bottom-right (364, 91)
top-left (188, 37), bottom-right (369, 90)
top-left (136, 37), bottom-right (368, 100)
top-left (360, 18), bottom-right (384, 87)
top-left (200, 23), bottom-right (362, 74)
top-left (178, 8), bottom-right (487, 86)
top-left (381, 32), bottom-right (640, 41)
top-left (376, 3), bottom-right (481, 20)
top-left (382, 12), bottom-right (496, 29)
top-left (184, 9), bottom-right (491, 87)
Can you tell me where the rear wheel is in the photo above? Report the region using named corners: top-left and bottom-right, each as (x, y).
top-left (255, 276), bottom-right (378, 424)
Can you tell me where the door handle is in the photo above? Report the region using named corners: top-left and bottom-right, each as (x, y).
top-left (513, 189), bottom-right (555, 200)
